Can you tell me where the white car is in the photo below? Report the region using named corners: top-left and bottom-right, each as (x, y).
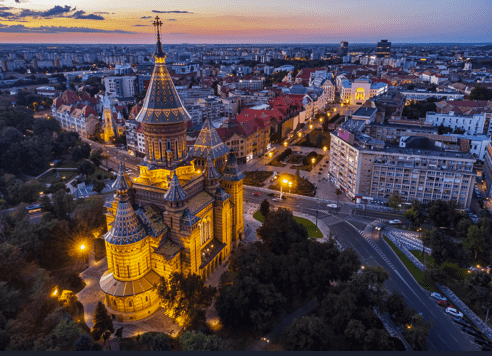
top-left (327, 204), bottom-right (338, 208)
top-left (389, 219), bottom-right (402, 225)
top-left (446, 307), bottom-right (463, 318)
top-left (431, 292), bottom-right (447, 301)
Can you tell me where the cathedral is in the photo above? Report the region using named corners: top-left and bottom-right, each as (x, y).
top-left (98, 17), bottom-right (245, 322)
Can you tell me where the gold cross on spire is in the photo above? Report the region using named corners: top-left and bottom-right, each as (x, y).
top-left (153, 16), bottom-right (163, 40)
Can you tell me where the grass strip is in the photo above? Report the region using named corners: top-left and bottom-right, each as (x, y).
top-left (383, 235), bottom-right (438, 292)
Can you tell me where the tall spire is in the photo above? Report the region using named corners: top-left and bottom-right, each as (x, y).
top-left (163, 170), bottom-right (188, 202)
top-left (103, 91), bottom-right (111, 109)
top-left (221, 151), bottom-right (245, 182)
top-left (134, 16), bottom-right (190, 125)
top-left (112, 161), bottom-right (129, 195)
top-left (153, 16), bottom-right (165, 59)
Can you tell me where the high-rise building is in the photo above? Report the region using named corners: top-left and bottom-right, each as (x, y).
top-left (337, 41), bottom-right (348, 57)
top-left (376, 39), bottom-right (391, 58)
top-left (99, 17), bottom-right (244, 323)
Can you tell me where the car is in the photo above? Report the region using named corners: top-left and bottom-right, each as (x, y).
top-left (437, 300), bottom-right (454, 308)
top-left (389, 219), bottom-right (402, 225)
top-left (452, 317), bottom-right (472, 328)
top-left (446, 307), bottom-right (464, 318)
top-left (267, 193), bottom-right (275, 197)
top-left (461, 326), bottom-right (482, 338)
top-left (252, 192), bottom-right (261, 196)
top-left (474, 337), bottom-right (492, 347)
top-left (327, 203), bottom-right (338, 208)
top-left (375, 224), bottom-right (385, 231)
top-left (431, 292), bottom-right (447, 301)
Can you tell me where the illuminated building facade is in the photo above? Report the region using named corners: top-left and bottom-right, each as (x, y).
top-left (99, 17), bottom-right (244, 322)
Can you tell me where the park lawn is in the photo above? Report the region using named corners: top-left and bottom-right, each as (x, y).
top-left (88, 167), bottom-right (114, 181)
top-left (254, 210), bottom-right (323, 239)
top-left (38, 169), bottom-right (79, 185)
top-left (383, 235), bottom-right (438, 292)
top-left (297, 129), bottom-right (331, 150)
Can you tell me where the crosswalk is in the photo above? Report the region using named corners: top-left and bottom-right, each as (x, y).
top-left (360, 227), bottom-right (398, 271)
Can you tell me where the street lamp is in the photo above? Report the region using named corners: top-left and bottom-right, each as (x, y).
top-left (312, 157), bottom-right (316, 165)
top-left (309, 124), bottom-right (313, 130)
top-left (323, 146), bottom-right (327, 152)
top-left (80, 244), bottom-right (86, 251)
top-left (298, 132), bottom-right (302, 137)
top-left (319, 117), bottom-right (323, 122)
top-left (288, 181), bottom-right (292, 193)
top-left (283, 141), bottom-right (288, 147)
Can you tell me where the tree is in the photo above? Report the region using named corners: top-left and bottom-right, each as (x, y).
top-left (139, 332), bottom-right (171, 351)
top-left (344, 319), bottom-right (366, 345)
top-left (456, 218), bottom-right (472, 241)
top-left (91, 178), bottom-right (106, 195)
top-left (89, 149), bottom-right (104, 167)
top-left (463, 225), bottom-right (486, 260)
top-left (58, 290), bottom-right (79, 316)
top-left (78, 160), bottom-right (95, 181)
top-left (388, 192), bottom-right (402, 213)
top-left (259, 199), bottom-right (270, 218)
top-left (157, 272), bottom-right (216, 328)
top-left (465, 271), bottom-right (491, 304)
top-left (115, 326), bottom-right (124, 339)
top-left (385, 293), bottom-right (412, 325)
top-left (75, 334), bottom-right (94, 351)
top-left (423, 267), bottom-right (446, 286)
top-left (256, 208), bottom-right (308, 255)
top-left (335, 188), bottom-right (342, 208)
top-left (71, 142), bottom-right (91, 162)
top-left (404, 200), bottom-right (424, 230)
top-left (469, 86), bottom-right (492, 101)
top-left (91, 301), bottom-right (114, 341)
top-left (422, 228), bottom-right (469, 267)
top-left (51, 318), bottom-right (85, 351)
top-left (281, 316), bottom-right (330, 351)
top-left (402, 314), bottom-right (433, 351)
top-left (179, 331), bottom-right (223, 351)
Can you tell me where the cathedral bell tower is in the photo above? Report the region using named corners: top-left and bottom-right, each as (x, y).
top-left (135, 16), bottom-right (191, 168)
top-left (103, 92), bottom-right (115, 143)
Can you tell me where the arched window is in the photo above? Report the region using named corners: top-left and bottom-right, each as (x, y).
top-left (129, 300), bottom-right (132, 307)
top-left (145, 296), bottom-right (149, 302)
top-left (113, 299), bottom-right (116, 306)
top-left (355, 87), bottom-right (365, 101)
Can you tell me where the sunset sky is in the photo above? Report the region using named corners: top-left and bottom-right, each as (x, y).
top-left (0, 0), bottom-right (490, 44)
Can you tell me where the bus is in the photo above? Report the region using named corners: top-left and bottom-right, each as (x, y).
top-left (26, 204), bottom-right (42, 214)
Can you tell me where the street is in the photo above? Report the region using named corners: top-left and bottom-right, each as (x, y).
top-left (243, 188), bottom-right (479, 351)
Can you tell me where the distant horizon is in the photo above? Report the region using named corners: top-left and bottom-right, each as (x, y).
top-left (0, 42), bottom-right (491, 46)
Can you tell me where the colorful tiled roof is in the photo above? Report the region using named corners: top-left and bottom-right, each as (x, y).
top-left (180, 207), bottom-right (201, 227)
top-left (188, 119), bottom-right (230, 160)
top-left (163, 170), bottom-right (188, 202)
top-left (221, 151), bottom-right (245, 182)
top-left (135, 37), bottom-right (191, 125)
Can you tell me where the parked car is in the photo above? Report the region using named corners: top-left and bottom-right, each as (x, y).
top-left (327, 203), bottom-right (338, 208)
top-left (437, 300), bottom-right (454, 308)
top-left (461, 326), bottom-right (482, 338)
top-left (389, 219), bottom-right (402, 225)
top-left (474, 337), bottom-right (491, 347)
top-left (375, 224), bottom-right (385, 231)
top-left (252, 192), bottom-right (261, 196)
top-left (452, 317), bottom-right (472, 328)
top-left (446, 307), bottom-right (463, 318)
top-left (431, 292), bottom-right (447, 301)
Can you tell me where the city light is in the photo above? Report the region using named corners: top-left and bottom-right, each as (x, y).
top-left (309, 124), bottom-right (313, 129)
top-left (80, 244), bottom-right (86, 251)
top-left (298, 132), bottom-right (302, 137)
top-left (283, 141), bottom-right (288, 147)
top-left (323, 146), bottom-right (327, 152)
top-left (52, 288), bottom-right (58, 297)
top-left (319, 118), bottom-right (323, 122)
top-left (334, 108), bottom-right (337, 112)
top-left (283, 179), bottom-right (288, 184)
top-left (312, 158), bottom-right (316, 164)
top-left (268, 152), bottom-right (273, 158)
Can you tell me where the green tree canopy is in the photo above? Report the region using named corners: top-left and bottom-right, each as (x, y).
top-left (179, 331), bottom-right (224, 351)
top-left (157, 272), bottom-right (216, 328)
top-left (91, 301), bottom-right (114, 341)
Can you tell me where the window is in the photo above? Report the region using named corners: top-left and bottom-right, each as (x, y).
top-left (129, 301), bottom-right (132, 307)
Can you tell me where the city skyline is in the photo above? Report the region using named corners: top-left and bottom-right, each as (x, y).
top-left (0, 0), bottom-right (489, 44)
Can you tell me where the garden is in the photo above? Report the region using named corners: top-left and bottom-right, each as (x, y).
top-left (268, 172), bottom-right (316, 197)
top-left (297, 129), bottom-right (331, 150)
top-left (243, 171), bottom-right (274, 187)
top-left (253, 210), bottom-right (323, 239)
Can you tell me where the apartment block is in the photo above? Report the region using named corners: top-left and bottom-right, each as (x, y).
top-left (425, 111), bottom-right (486, 135)
top-left (329, 128), bottom-right (476, 208)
